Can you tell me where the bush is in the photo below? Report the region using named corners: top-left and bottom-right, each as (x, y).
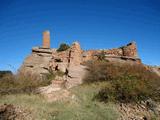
top-left (83, 61), bottom-right (160, 103)
top-left (95, 77), bottom-right (159, 103)
top-left (83, 61), bottom-right (123, 83)
top-left (0, 72), bottom-right (51, 95)
top-left (57, 43), bottom-right (70, 52)
top-left (0, 71), bottom-right (12, 78)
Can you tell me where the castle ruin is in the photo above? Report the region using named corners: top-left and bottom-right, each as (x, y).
top-left (20, 30), bottom-right (141, 88)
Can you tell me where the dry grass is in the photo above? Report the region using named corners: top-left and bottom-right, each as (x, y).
top-left (0, 72), bottom-right (51, 95)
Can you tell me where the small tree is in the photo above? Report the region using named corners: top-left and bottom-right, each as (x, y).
top-left (57, 43), bottom-right (70, 52)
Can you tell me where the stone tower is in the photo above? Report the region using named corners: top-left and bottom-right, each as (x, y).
top-left (43, 30), bottom-right (50, 48)
top-left (122, 42), bottom-right (138, 58)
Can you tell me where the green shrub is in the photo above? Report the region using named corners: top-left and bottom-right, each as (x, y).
top-left (57, 43), bottom-right (70, 52)
top-left (84, 61), bottom-right (160, 103)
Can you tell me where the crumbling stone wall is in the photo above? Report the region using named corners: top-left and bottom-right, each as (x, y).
top-left (49, 42), bottom-right (82, 72)
top-left (81, 42), bottom-right (138, 63)
top-left (122, 42), bottom-right (138, 57)
top-left (50, 50), bottom-right (70, 72)
top-left (20, 41), bottom-right (140, 75)
top-left (20, 30), bottom-right (140, 75)
top-left (104, 48), bottom-right (123, 56)
top-left (82, 50), bottom-right (99, 62)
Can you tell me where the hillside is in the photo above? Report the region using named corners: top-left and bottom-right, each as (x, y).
top-left (0, 31), bottom-right (160, 120)
top-left (0, 83), bottom-right (119, 120)
top-left (0, 81), bottom-right (160, 120)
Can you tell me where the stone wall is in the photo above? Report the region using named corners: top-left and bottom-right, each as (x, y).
top-left (49, 42), bottom-right (82, 72)
top-left (81, 42), bottom-right (139, 63)
top-left (50, 50), bottom-right (70, 72)
top-left (104, 48), bottom-right (123, 56)
top-left (20, 40), bottom-right (140, 75)
top-left (122, 42), bottom-right (138, 57)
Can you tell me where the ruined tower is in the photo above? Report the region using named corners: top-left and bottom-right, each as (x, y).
top-left (122, 42), bottom-right (138, 58)
top-left (43, 30), bottom-right (50, 48)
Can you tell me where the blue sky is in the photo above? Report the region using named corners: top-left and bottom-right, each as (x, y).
top-left (0, 0), bottom-right (160, 72)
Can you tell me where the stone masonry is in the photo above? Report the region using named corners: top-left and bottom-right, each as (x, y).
top-left (20, 31), bottom-right (141, 87)
top-left (43, 30), bottom-right (50, 48)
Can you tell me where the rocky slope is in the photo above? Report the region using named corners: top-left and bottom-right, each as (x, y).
top-left (0, 104), bottom-right (32, 120)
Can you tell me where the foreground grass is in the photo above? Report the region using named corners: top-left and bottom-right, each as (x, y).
top-left (0, 82), bottom-right (119, 120)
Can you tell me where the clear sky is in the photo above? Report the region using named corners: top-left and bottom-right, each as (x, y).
top-left (0, 0), bottom-right (160, 72)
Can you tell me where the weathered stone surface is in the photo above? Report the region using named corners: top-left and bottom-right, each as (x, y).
top-left (20, 31), bottom-right (141, 88)
top-left (50, 50), bottom-right (69, 72)
top-left (32, 47), bottom-right (53, 54)
top-left (57, 63), bottom-right (68, 72)
top-left (37, 80), bottom-right (66, 94)
top-left (105, 55), bottom-right (141, 64)
top-left (82, 50), bottom-right (99, 62)
top-left (122, 42), bottom-right (138, 57)
top-left (118, 101), bottom-right (160, 120)
top-left (65, 65), bottom-right (87, 88)
top-left (37, 80), bottom-right (76, 102)
top-left (69, 42), bottom-right (82, 65)
top-left (0, 104), bottom-right (32, 120)
top-left (52, 80), bottom-right (66, 88)
top-left (42, 30), bottom-right (50, 48)
top-left (81, 42), bottom-right (139, 63)
top-left (19, 48), bottom-right (52, 75)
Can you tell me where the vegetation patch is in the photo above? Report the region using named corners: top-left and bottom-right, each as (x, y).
top-left (83, 61), bottom-right (160, 103)
top-left (0, 73), bottom-right (51, 95)
top-left (0, 83), bottom-right (119, 120)
top-left (0, 71), bottom-right (12, 78)
top-left (57, 43), bottom-right (70, 52)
